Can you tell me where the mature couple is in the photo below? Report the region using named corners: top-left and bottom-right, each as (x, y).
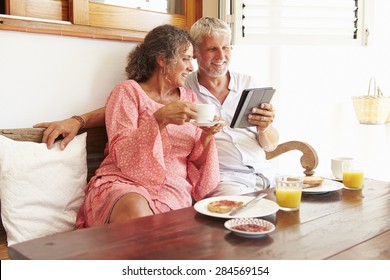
top-left (35, 17), bottom-right (279, 228)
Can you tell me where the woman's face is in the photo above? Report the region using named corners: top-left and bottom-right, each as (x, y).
top-left (166, 43), bottom-right (194, 87)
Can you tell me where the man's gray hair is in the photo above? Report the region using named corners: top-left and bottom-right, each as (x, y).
top-left (189, 17), bottom-right (232, 47)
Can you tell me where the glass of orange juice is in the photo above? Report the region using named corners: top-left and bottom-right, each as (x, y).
top-left (342, 161), bottom-right (364, 190)
top-left (275, 176), bottom-right (303, 211)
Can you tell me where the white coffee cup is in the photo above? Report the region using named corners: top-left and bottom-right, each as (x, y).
top-left (331, 157), bottom-right (353, 179)
top-left (195, 104), bottom-right (215, 123)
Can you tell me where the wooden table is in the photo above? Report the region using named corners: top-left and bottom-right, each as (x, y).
top-left (8, 179), bottom-right (390, 260)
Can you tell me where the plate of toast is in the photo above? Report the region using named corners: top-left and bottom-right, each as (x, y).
top-left (194, 195), bottom-right (279, 219)
top-left (302, 176), bottom-right (344, 194)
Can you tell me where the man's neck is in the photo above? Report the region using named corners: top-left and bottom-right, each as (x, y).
top-left (198, 71), bottom-right (230, 104)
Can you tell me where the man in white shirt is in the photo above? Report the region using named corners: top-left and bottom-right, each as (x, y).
top-left (185, 17), bottom-right (279, 195)
top-left (34, 17), bottom-right (279, 196)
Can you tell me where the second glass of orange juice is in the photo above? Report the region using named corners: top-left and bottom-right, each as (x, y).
top-left (275, 176), bottom-right (303, 211)
top-left (342, 161), bottom-right (364, 190)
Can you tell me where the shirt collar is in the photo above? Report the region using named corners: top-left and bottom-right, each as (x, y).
top-left (227, 70), bottom-right (238, 94)
top-left (194, 70), bottom-right (238, 96)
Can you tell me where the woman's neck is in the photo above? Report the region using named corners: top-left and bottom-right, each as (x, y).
top-left (139, 75), bottom-right (180, 105)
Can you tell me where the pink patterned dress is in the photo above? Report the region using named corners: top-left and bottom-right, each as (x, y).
top-left (76, 80), bottom-right (220, 228)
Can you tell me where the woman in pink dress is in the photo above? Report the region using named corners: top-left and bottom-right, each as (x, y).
top-left (76, 24), bottom-right (222, 228)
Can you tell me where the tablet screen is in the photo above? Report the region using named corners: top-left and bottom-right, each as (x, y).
top-left (230, 87), bottom-right (275, 128)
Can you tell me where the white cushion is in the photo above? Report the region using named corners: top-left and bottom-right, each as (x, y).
top-left (0, 133), bottom-right (87, 246)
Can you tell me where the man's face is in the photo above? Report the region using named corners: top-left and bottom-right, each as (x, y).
top-left (196, 33), bottom-right (231, 78)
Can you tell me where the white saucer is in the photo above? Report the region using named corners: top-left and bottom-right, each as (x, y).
top-left (343, 185), bottom-right (363, 191)
top-left (190, 120), bottom-right (224, 127)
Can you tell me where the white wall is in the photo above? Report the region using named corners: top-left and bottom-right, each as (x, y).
top-left (0, 32), bottom-right (132, 127)
top-left (227, 0), bottom-right (390, 181)
top-left (1, 0), bottom-right (389, 181)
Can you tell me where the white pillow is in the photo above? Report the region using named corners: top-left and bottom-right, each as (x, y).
top-left (0, 133), bottom-right (87, 246)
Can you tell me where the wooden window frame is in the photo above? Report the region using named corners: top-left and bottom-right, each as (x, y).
top-left (0, 0), bottom-right (202, 42)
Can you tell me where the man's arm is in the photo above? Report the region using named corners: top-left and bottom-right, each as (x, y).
top-left (248, 103), bottom-right (279, 151)
top-left (33, 107), bottom-right (106, 150)
top-left (257, 126), bottom-right (279, 152)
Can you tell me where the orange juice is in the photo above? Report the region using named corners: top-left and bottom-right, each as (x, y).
top-left (343, 171), bottom-right (364, 189)
top-left (276, 187), bottom-right (302, 210)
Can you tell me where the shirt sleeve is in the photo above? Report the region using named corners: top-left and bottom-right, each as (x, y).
top-left (104, 82), bottom-right (171, 196)
top-left (187, 127), bottom-right (220, 201)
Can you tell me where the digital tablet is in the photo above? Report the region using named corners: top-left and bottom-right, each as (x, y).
top-left (230, 87), bottom-right (275, 128)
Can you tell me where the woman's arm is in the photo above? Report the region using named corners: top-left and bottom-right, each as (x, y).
top-left (191, 119), bottom-right (224, 169)
top-left (187, 126), bottom-right (221, 201)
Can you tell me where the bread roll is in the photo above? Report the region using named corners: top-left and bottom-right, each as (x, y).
top-left (303, 176), bottom-right (324, 188)
top-left (207, 200), bottom-right (244, 213)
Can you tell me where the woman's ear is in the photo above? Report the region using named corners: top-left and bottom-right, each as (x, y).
top-left (156, 54), bottom-right (167, 68)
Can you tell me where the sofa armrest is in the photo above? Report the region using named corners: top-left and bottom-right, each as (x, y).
top-left (265, 141), bottom-right (319, 176)
top-left (0, 128), bottom-right (45, 142)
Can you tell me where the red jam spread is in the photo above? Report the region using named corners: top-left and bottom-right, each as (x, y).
top-left (232, 224), bottom-right (268, 232)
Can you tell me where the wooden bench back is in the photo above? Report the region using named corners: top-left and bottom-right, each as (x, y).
top-left (0, 127), bottom-right (108, 181)
top-left (1, 127), bottom-right (319, 179)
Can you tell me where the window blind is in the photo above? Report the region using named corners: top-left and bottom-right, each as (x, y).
top-left (220, 0), bottom-right (369, 45)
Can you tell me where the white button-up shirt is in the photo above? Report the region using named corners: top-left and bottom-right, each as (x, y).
top-left (185, 70), bottom-right (276, 189)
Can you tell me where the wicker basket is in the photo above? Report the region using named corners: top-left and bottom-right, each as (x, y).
top-left (352, 77), bottom-right (390, 125)
top-left (387, 102), bottom-right (390, 123)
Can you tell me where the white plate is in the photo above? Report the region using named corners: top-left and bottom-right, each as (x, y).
top-left (190, 120), bottom-right (224, 127)
top-left (329, 176), bottom-right (343, 182)
top-left (302, 179), bottom-right (344, 194)
top-left (224, 218), bottom-right (275, 238)
top-left (193, 195), bottom-right (279, 218)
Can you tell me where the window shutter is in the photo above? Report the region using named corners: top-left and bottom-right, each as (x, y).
top-left (220, 0), bottom-right (370, 46)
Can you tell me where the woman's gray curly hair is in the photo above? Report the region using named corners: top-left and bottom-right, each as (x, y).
top-left (126, 24), bottom-right (194, 82)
